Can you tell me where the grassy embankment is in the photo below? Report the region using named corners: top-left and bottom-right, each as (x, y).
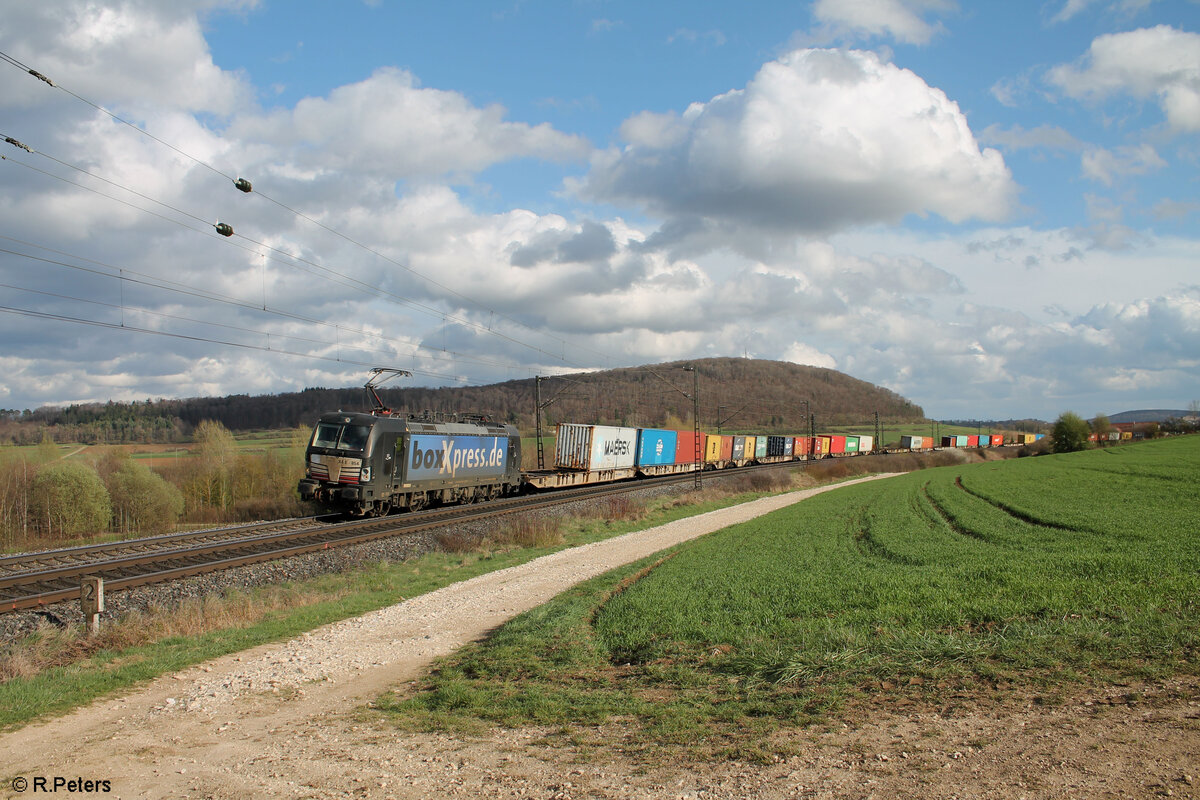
top-left (0, 466), bottom-right (822, 730)
top-left (382, 437), bottom-right (1199, 759)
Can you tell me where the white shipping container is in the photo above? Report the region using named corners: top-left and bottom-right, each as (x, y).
top-left (900, 435), bottom-right (924, 449)
top-left (857, 435), bottom-right (874, 452)
top-left (555, 423), bottom-right (639, 470)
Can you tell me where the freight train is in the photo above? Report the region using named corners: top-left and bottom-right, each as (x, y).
top-left (298, 411), bottom-right (1035, 517)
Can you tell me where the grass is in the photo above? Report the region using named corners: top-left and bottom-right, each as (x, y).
top-left (380, 436), bottom-right (1200, 758)
top-left (0, 466), bottom-right (809, 730)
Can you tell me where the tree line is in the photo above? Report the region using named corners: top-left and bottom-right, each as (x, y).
top-left (0, 422), bottom-right (309, 551)
top-left (2, 358), bottom-right (926, 447)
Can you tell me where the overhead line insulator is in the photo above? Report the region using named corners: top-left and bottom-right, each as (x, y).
top-left (214, 222), bottom-right (234, 237)
top-left (4, 136), bottom-right (32, 153)
top-left (234, 177), bottom-right (252, 193)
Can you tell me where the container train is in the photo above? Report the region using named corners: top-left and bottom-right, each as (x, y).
top-left (298, 408), bottom-right (1037, 517)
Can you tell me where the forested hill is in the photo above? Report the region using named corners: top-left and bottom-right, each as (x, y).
top-left (3, 358), bottom-right (925, 444)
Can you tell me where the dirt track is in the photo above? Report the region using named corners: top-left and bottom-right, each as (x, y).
top-left (1, 475), bottom-right (1197, 799)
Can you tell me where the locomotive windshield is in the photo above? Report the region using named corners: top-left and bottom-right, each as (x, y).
top-left (312, 422), bottom-right (370, 452)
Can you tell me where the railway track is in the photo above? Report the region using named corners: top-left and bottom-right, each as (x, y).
top-left (0, 470), bottom-right (710, 615)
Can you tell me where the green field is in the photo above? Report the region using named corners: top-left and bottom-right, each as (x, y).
top-left (387, 437), bottom-right (1200, 752)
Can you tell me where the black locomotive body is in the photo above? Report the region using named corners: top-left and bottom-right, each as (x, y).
top-left (297, 411), bottom-right (522, 516)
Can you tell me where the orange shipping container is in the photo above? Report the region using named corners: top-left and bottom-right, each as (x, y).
top-left (674, 431), bottom-right (702, 465)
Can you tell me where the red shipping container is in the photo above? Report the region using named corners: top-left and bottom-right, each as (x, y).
top-left (674, 431), bottom-right (702, 465)
top-left (990, 434), bottom-right (1004, 446)
top-left (793, 436), bottom-right (811, 455)
top-left (968, 435), bottom-right (979, 447)
top-left (829, 435), bottom-right (846, 454)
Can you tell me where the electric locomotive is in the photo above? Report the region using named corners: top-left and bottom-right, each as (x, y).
top-left (298, 411), bottom-right (522, 516)
top-left (297, 369), bottom-right (522, 516)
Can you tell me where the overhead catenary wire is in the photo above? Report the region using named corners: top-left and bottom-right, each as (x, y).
top-left (0, 51), bottom-right (615, 369)
top-left (0, 303), bottom-right (479, 381)
top-left (0, 238), bottom-right (530, 375)
top-left (0, 145), bottom-right (577, 371)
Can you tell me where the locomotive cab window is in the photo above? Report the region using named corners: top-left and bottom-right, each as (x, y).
top-left (313, 423), bottom-right (370, 452)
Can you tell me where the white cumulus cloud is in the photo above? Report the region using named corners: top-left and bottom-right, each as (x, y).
top-left (811, 0), bottom-right (956, 45)
top-left (1048, 25), bottom-right (1200, 133)
top-left (230, 67), bottom-right (591, 180)
top-left (578, 48), bottom-right (1015, 237)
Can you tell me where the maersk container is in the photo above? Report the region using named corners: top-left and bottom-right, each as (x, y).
top-left (755, 436), bottom-right (768, 458)
top-left (901, 435), bottom-right (924, 449)
top-left (858, 435), bottom-right (874, 452)
top-left (555, 423), bottom-right (638, 470)
top-left (844, 436), bottom-right (860, 454)
top-left (732, 436), bottom-right (746, 461)
top-left (636, 428), bottom-right (678, 467)
top-left (990, 434), bottom-right (1004, 446)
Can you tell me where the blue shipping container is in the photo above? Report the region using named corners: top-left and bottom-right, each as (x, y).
top-left (637, 428), bottom-right (678, 467)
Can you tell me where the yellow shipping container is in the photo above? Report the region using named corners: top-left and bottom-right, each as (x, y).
top-left (705, 435), bottom-right (722, 462)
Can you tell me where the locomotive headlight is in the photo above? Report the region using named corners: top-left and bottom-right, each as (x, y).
top-left (361, 467), bottom-right (371, 481)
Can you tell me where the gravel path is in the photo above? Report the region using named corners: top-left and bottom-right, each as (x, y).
top-left (2, 473), bottom-right (1197, 800)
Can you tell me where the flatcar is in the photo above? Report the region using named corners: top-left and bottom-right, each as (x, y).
top-left (298, 410), bottom-right (522, 516)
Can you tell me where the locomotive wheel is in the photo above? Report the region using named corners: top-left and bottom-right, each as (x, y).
top-left (374, 500), bottom-right (392, 517)
top-left (408, 492), bottom-right (427, 512)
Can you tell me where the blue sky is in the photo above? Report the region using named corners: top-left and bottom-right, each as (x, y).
top-left (2, 0), bottom-right (1198, 422)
